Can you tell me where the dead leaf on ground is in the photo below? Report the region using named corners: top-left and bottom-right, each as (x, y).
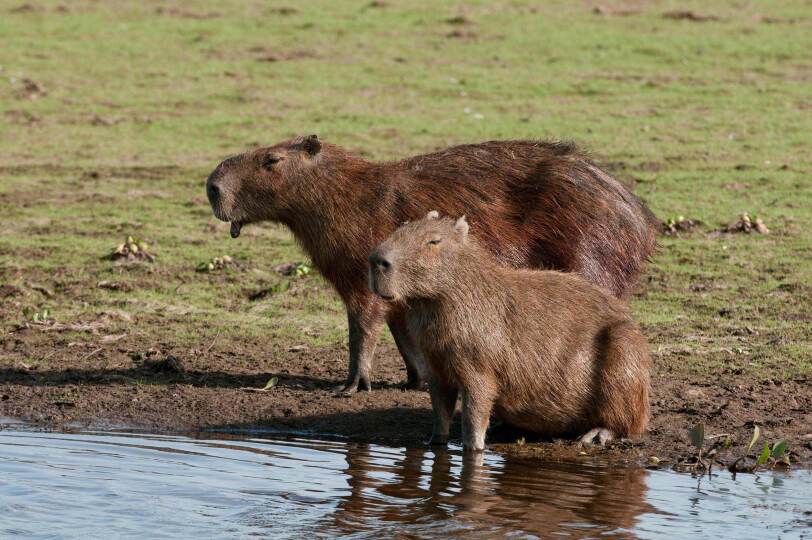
top-left (240, 376), bottom-right (279, 392)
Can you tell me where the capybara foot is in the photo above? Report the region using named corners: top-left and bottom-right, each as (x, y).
top-left (426, 434), bottom-right (449, 446)
top-left (401, 376), bottom-right (428, 391)
top-left (579, 428), bottom-right (615, 446)
top-left (332, 374), bottom-right (372, 395)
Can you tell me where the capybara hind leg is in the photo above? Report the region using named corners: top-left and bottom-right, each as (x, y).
top-left (461, 389), bottom-right (495, 452)
top-left (428, 378), bottom-right (458, 446)
top-left (388, 315), bottom-right (427, 390)
top-left (334, 307), bottom-right (385, 394)
top-left (595, 323), bottom-right (651, 437)
top-left (579, 428), bottom-right (615, 446)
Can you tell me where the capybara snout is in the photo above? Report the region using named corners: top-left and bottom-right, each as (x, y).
top-left (368, 250), bottom-right (395, 299)
top-left (206, 135), bottom-right (323, 238)
top-left (368, 211), bottom-right (469, 302)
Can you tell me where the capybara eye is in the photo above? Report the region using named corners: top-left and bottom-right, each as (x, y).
top-left (262, 155), bottom-right (281, 170)
top-left (427, 239), bottom-right (441, 246)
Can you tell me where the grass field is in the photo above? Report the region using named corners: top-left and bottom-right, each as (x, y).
top-left (1, 1), bottom-right (810, 459)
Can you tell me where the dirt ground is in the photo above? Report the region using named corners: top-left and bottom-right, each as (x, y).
top-left (1, 322), bottom-right (810, 471)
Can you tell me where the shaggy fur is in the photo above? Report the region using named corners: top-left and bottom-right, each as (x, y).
top-left (369, 212), bottom-right (651, 451)
top-left (206, 135), bottom-right (658, 393)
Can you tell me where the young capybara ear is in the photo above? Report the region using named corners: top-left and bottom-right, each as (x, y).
top-left (455, 215), bottom-right (469, 241)
top-left (426, 210), bottom-right (440, 220)
top-left (295, 134), bottom-right (321, 156)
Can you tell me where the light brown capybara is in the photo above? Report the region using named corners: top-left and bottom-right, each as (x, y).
top-left (368, 211), bottom-right (651, 451)
top-left (205, 135), bottom-right (658, 393)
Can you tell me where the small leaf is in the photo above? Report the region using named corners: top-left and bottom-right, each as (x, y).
top-left (688, 422), bottom-right (705, 450)
top-left (757, 442), bottom-right (770, 466)
top-left (747, 425), bottom-right (761, 452)
top-left (261, 377), bottom-right (278, 391)
top-left (771, 440), bottom-right (788, 459)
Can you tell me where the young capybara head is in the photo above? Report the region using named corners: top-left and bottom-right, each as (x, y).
top-left (369, 211), bottom-right (470, 301)
top-left (205, 134), bottom-right (323, 238)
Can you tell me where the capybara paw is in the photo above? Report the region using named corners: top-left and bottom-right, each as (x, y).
top-left (578, 428), bottom-right (615, 446)
top-left (426, 435), bottom-right (449, 446)
top-left (332, 375), bottom-right (372, 395)
top-left (401, 377), bottom-right (428, 391)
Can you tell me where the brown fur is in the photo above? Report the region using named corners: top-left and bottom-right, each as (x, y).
top-left (206, 135), bottom-right (658, 393)
top-left (369, 213), bottom-right (651, 450)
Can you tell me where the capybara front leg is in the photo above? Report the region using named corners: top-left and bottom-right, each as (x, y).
top-left (427, 377), bottom-right (458, 446)
top-left (335, 306), bottom-right (385, 394)
top-left (388, 313), bottom-right (427, 390)
top-left (461, 389), bottom-right (494, 452)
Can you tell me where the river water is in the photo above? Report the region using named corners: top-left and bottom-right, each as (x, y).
top-left (0, 428), bottom-right (810, 539)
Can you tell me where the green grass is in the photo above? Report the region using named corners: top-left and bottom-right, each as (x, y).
top-left (1, 0), bottom-right (810, 375)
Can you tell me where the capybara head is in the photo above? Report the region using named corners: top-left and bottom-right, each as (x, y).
top-left (206, 134), bottom-right (323, 238)
top-left (369, 211), bottom-right (470, 301)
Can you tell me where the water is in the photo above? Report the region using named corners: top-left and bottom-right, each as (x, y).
top-left (0, 428), bottom-right (810, 539)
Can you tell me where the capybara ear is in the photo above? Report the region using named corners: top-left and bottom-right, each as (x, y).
top-left (298, 134), bottom-right (321, 156)
top-left (455, 215), bottom-right (469, 241)
top-left (426, 210), bottom-right (440, 220)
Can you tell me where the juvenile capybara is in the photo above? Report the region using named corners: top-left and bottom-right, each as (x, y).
top-left (206, 135), bottom-right (658, 393)
top-left (368, 211), bottom-right (651, 451)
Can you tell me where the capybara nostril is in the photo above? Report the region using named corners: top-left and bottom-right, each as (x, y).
top-left (369, 253), bottom-right (392, 270)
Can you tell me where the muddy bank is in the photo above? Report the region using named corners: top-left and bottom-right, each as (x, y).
top-left (1, 327), bottom-right (810, 471)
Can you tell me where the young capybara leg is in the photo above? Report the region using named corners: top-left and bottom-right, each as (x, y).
top-left (427, 377), bottom-right (458, 446)
top-left (387, 312), bottom-right (427, 390)
top-left (460, 388), bottom-right (496, 452)
top-left (335, 305), bottom-right (386, 394)
top-left (590, 323), bottom-right (651, 439)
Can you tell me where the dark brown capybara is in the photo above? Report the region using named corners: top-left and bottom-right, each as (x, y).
top-left (205, 135), bottom-right (658, 393)
top-left (368, 211), bottom-right (651, 451)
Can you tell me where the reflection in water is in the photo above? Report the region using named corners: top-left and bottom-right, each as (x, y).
top-left (329, 444), bottom-right (653, 537)
top-left (0, 429), bottom-right (810, 539)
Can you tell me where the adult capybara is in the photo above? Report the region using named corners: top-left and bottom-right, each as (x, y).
top-left (368, 212), bottom-right (651, 451)
top-left (206, 135), bottom-right (658, 393)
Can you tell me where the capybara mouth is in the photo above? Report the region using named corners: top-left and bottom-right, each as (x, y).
top-left (369, 279), bottom-right (395, 301)
top-left (230, 221), bottom-right (243, 238)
